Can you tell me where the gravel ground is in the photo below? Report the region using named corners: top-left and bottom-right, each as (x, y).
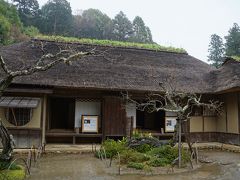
top-left (26, 150), bottom-right (240, 180)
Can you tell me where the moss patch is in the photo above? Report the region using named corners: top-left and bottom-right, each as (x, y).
top-left (0, 166), bottom-right (25, 180)
top-left (231, 56), bottom-right (240, 61)
top-left (34, 35), bottom-right (187, 54)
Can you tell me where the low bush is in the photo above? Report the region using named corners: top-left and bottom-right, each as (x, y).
top-left (147, 145), bottom-right (190, 164)
top-left (134, 144), bottom-right (152, 153)
top-left (0, 161), bottom-right (21, 170)
top-left (127, 162), bottom-right (145, 170)
top-left (96, 139), bottom-right (190, 169)
top-left (97, 138), bottom-right (127, 159)
top-left (0, 168), bottom-right (25, 180)
top-left (120, 149), bottom-right (150, 164)
top-left (147, 157), bottom-right (169, 167)
top-left (24, 26), bottom-right (40, 37)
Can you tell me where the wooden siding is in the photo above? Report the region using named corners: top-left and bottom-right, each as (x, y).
top-left (103, 96), bottom-right (126, 136)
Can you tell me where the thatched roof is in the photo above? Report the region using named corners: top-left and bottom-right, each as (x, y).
top-left (209, 58), bottom-right (240, 92)
top-left (0, 39), bottom-right (237, 94)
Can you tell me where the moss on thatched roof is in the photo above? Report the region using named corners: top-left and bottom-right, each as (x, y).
top-left (34, 35), bottom-right (187, 54)
top-left (1, 40), bottom-right (239, 93)
top-left (0, 39), bottom-right (215, 93)
top-left (231, 56), bottom-right (240, 61)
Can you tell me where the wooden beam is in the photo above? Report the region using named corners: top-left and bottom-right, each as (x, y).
top-left (6, 88), bottom-right (53, 94)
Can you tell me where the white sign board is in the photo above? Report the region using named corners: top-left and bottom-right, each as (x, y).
top-left (165, 117), bottom-right (177, 132)
top-left (82, 115), bottom-right (98, 133)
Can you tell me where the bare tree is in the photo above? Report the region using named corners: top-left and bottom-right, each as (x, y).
top-left (0, 41), bottom-right (95, 161)
top-left (123, 82), bottom-right (222, 168)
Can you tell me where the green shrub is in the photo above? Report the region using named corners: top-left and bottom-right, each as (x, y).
top-left (0, 168), bottom-right (25, 180)
top-left (147, 145), bottom-right (190, 165)
top-left (24, 26), bottom-right (39, 37)
top-left (147, 157), bottom-right (169, 167)
top-left (134, 144), bottom-right (152, 153)
top-left (0, 161), bottom-right (21, 170)
top-left (120, 149), bottom-right (150, 164)
top-left (127, 162), bottom-right (144, 170)
top-left (132, 130), bottom-right (153, 138)
top-left (100, 138), bottom-right (127, 158)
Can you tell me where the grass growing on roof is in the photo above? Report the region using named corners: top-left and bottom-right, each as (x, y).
top-left (34, 35), bottom-right (187, 53)
top-left (231, 56), bottom-right (240, 61)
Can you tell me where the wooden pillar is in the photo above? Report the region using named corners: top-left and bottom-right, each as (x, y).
top-left (41, 95), bottom-right (47, 146)
top-left (238, 93), bottom-right (240, 134)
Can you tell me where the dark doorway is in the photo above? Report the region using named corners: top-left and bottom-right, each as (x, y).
top-left (136, 110), bottom-right (165, 132)
top-left (49, 97), bottom-right (75, 130)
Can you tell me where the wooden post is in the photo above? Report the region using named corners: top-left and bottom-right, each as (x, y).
top-left (126, 116), bottom-right (134, 138)
top-left (178, 118), bottom-right (181, 168)
top-left (41, 95), bottom-right (47, 146)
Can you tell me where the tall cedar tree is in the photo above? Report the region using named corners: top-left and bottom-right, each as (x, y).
top-left (132, 16), bottom-right (153, 43)
top-left (72, 9), bottom-right (113, 40)
top-left (225, 23), bottom-right (240, 56)
top-left (12, 0), bottom-right (40, 27)
top-left (113, 11), bottom-right (133, 41)
top-left (41, 0), bottom-right (73, 35)
top-left (208, 34), bottom-right (225, 68)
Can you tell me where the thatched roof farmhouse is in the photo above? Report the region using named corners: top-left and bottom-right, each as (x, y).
top-left (0, 39), bottom-right (239, 147)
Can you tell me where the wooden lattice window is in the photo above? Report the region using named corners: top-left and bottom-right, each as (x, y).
top-left (191, 106), bottom-right (203, 116)
top-left (5, 108), bottom-right (33, 126)
top-left (203, 106), bottom-right (216, 116)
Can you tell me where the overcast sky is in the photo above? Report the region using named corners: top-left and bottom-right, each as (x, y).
top-left (38, 0), bottom-right (240, 63)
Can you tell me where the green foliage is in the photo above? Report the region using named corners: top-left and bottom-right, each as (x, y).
top-left (207, 34), bottom-right (225, 68)
top-left (0, 161), bottom-right (21, 170)
top-left (0, 0), bottom-right (22, 44)
top-left (147, 145), bottom-right (190, 164)
top-left (41, 0), bottom-right (73, 35)
top-left (100, 138), bottom-right (127, 158)
top-left (0, 167), bottom-right (25, 180)
top-left (72, 9), bottom-right (113, 40)
top-left (12, 0), bottom-right (40, 27)
top-left (23, 26), bottom-right (39, 37)
top-left (147, 157), bottom-right (169, 167)
top-left (0, 15), bottom-right (11, 44)
top-left (132, 16), bottom-right (153, 43)
top-left (97, 139), bottom-right (190, 169)
top-left (71, 9), bottom-right (153, 43)
top-left (132, 129), bottom-right (153, 138)
top-left (127, 162), bottom-right (145, 170)
top-left (120, 149), bottom-right (150, 164)
top-left (225, 23), bottom-right (240, 57)
top-left (113, 11), bottom-right (133, 41)
top-left (231, 56), bottom-right (240, 61)
top-left (35, 35), bottom-right (186, 53)
top-left (134, 144), bottom-right (153, 153)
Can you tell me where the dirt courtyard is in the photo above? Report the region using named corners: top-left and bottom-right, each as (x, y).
top-left (27, 150), bottom-right (240, 180)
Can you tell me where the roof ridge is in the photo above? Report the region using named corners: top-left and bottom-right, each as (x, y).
top-left (31, 38), bottom-right (188, 55)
